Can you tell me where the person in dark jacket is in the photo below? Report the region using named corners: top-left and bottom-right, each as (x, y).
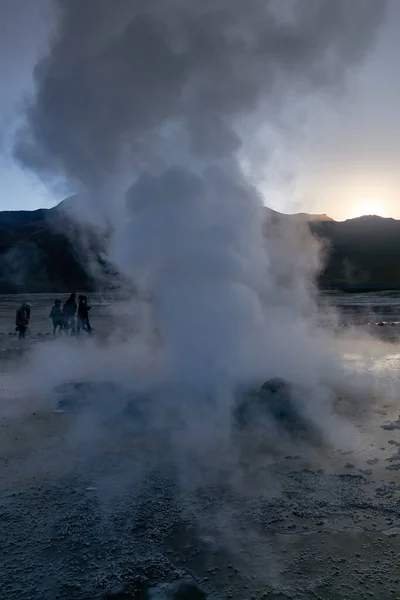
top-left (77, 295), bottom-right (92, 335)
top-left (15, 302), bottom-right (31, 339)
top-left (63, 293), bottom-right (77, 334)
top-left (49, 299), bottom-right (64, 335)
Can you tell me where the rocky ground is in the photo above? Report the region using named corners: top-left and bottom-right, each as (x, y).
top-left (2, 296), bottom-right (400, 599)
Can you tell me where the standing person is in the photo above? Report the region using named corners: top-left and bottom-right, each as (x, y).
top-left (15, 302), bottom-right (31, 340)
top-left (77, 295), bottom-right (93, 335)
top-left (49, 299), bottom-right (64, 336)
top-left (63, 293), bottom-right (77, 334)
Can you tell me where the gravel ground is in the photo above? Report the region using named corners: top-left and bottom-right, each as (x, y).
top-left (2, 295), bottom-right (400, 599)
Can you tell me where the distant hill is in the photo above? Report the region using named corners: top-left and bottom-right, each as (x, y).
top-left (312, 215), bottom-right (400, 291)
top-left (0, 199), bottom-right (122, 293)
top-left (291, 212), bottom-right (334, 223)
top-left (0, 201), bottom-right (399, 293)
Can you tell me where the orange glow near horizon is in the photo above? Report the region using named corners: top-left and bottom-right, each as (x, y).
top-left (347, 199), bottom-right (391, 220)
top-left (319, 171), bottom-right (400, 221)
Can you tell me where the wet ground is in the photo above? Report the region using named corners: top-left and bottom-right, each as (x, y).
top-left (324, 291), bottom-right (400, 330)
top-left (2, 294), bottom-right (400, 599)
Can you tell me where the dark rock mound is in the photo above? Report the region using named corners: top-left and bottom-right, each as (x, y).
top-left (259, 378), bottom-right (300, 422)
top-left (53, 381), bottom-right (150, 429)
top-left (234, 377), bottom-right (302, 429)
top-left (104, 576), bottom-right (216, 600)
top-left (55, 381), bottom-right (129, 413)
top-left (145, 579), bottom-right (213, 600)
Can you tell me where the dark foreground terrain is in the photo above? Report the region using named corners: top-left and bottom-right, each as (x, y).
top-left (2, 367), bottom-right (400, 600)
top-left (1, 296), bottom-right (400, 599)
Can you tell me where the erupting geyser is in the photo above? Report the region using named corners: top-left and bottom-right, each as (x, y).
top-left (0, 2), bottom-right (393, 599)
top-left (14, 0), bottom-right (385, 437)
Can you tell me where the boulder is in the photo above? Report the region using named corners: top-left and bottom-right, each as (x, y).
top-left (259, 378), bottom-right (300, 422)
top-left (147, 579), bottom-right (212, 600)
top-left (234, 377), bottom-right (301, 428)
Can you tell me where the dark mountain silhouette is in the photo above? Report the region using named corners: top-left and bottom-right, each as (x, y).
top-left (312, 215), bottom-right (400, 291)
top-left (0, 199), bottom-right (399, 292)
top-left (0, 198), bottom-right (122, 293)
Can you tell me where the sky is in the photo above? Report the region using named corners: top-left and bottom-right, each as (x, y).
top-left (0, 0), bottom-right (400, 221)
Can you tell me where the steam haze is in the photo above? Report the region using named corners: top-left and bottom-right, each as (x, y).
top-left (12, 1), bottom-right (386, 394)
top-left (16, 0), bottom-right (385, 188)
top-left (1, 5), bottom-right (398, 597)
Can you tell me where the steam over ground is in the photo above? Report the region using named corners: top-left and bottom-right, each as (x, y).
top-left (11, 1), bottom-right (389, 470)
top-left (11, 0), bottom-right (389, 479)
top-left (3, 3), bottom-right (399, 596)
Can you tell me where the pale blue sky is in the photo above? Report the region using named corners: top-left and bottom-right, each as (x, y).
top-left (1, 0), bottom-right (400, 220)
top-left (0, 0), bottom-right (61, 211)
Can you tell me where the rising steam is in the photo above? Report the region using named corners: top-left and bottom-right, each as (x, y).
top-left (14, 1), bottom-right (386, 437)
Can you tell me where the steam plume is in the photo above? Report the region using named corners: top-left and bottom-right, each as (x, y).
top-left (15, 0), bottom-right (385, 395)
top-left (16, 1), bottom-right (384, 183)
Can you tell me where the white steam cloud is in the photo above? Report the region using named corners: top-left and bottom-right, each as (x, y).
top-left (3, 7), bottom-right (394, 595)
top-left (12, 0), bottom-right (387, 467)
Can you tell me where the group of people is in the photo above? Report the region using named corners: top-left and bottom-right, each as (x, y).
top-left (15, 293), bottom-right (93, 339)
top-left (50, 293), bottom-right (93, 336)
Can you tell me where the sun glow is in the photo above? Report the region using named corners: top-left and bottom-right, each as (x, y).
top-left (348, 199), bottom-right (390, 219)
top-left (316, 170), bottom-right (399, 221)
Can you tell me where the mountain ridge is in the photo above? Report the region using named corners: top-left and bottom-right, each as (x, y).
top-left (0, 200), bottom-right (399, 293)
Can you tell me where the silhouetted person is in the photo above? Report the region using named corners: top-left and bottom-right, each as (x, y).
top-left (15, 302), bottom-right (31, 339)
top-left (77, 295), bottom-right (92, 334)
top-left (63, 293), bottom-right (77, 334)
top-left (49, 299), bottom-right (64, 335)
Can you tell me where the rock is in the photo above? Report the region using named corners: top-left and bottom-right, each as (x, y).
top-left (103, 584), bottom-right (130, 599)
top-left (199, 536), bottom-right (219, 553)
top-left (234, 378), bottom-right (302, 428)
top-left (53, 381), bottom-right (150, 431)
top-left (54, 381), bottom-right (131, 414)
top-left (259, 378), bottom-right (300, 422)
top-left (174, 582), bottom-right (208, 600)
top-left (147, 579), bottom-right (212, 600)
